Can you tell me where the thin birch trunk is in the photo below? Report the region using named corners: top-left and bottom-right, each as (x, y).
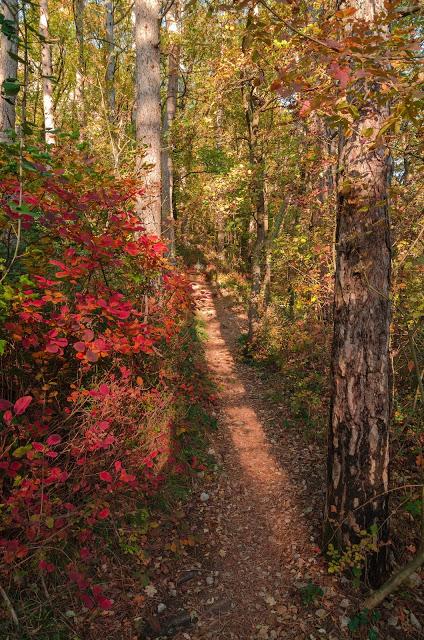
top-left (105, 0), bottom-right (116, 120)
top-left (40, 0), bottom-right (55, 145)
top-left (74, 0), bottom-right (85, 128)
top-left (134, 0), bottom-right (162, 237)
top-left (161, 1), bottom-right (180, 254)
top-left (0, 0), bottom-right (18, 140)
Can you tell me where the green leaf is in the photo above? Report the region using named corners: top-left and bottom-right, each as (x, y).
top-left (0, 339), bottom-right (7, 355)
top-left (9, 202), bottom-right (35, 216)
top-left (2, 77), bottom-right (20, 96)
top-left (13, 445), bottom-right (32, 459)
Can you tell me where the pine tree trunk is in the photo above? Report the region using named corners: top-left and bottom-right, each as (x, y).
top-left (161, 2), bottom-right (180, 254)
top-left (134, 0), bottom-right (162, 237)
top-left (40, 0), bottom-right (55, 145)
top-left (0, 0), bottom-right (18, 141)
top-left (325, 0), bottom-right (392, 588)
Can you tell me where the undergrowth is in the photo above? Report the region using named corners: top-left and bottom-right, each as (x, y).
top-left (0, 140), bottom-right (216, 637)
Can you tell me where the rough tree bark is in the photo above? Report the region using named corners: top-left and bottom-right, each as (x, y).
top-left (325, 0), bottom-right (392, 588)
top-left (134, 0), bottom-right (162, 237)
top-left (0, 0), bottom-right (18, 140)
top-left (161, 0), bottom-right (180, 254)
top-left (40, 0), bottom-right (55, 145)
top-left (74, 0), bottom-right (85, 129)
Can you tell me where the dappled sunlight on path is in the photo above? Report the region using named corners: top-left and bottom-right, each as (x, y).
top-left (174, 277), bottom-right (343, 640)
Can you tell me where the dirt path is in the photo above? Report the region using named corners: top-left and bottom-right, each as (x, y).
top-left (140, 276), bottom-right (420, 640)
top-left (166, 278), bottom-right (345, 640)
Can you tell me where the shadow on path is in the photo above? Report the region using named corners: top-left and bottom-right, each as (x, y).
top-left (175, 276), bottom-right (343, 640)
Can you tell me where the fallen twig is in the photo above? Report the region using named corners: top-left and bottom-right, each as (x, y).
top-left (363, 549), bottom-right (424, 610)
top-left (0, 585), bottom-right (19, 628)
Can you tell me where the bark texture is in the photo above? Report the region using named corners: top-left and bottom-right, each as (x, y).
top-left (243, 8), bottom-right (268, 345)
top-left (40, 0), bottom-right (55, 145)
top-left (245, 82), bottom-right (266, 345)
top-left (161, 2), bottom-right (180, 254)
top-left (0, 0), bottom-right (18, 140)
top-left (326, 0), bottom-right (392, 587)
top-left (74, 0), bottom-right (85, 128)
top-left (134, 0), bottom-right (162, 237)
top-left (105, 0), bottom-right (116, 120)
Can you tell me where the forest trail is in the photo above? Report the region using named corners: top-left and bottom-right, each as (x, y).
top-left (170, 276), bottom-right (345, 640)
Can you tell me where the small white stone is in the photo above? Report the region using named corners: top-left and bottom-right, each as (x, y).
top-left (407, 572), bottom-right (422, 589)
top-left (200, 492), bottom-right (209, 502)
top-left (157, 603), bottom-right (166, 614)
top-left (340, 616), bottom-right (349, 629)
top-left (206, 576), bottom-right (214, 585)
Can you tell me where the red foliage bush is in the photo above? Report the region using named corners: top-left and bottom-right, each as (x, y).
top-left (0, 142), bottom-right (193, 610)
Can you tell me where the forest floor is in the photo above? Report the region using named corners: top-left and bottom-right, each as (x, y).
top-left (138, 275), bottom-right (422, 640)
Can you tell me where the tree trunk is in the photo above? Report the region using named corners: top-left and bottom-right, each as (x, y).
top-left (246, 102), bottom-right (266, 344)
top-left (74, 0), bottom-right (85, 129)
top-left (325, 0), bottom-right (392, 588)
top-left (0, 0), bottom-right (18, 141)
top-left (105, 0), bottom-right (116, 121)
top-left (134, 0), bottom-right (162, 237)
top-left (40, 0), bottom-right (55, 145)
top-left (161, 1), bottom-right (180, 254)
top-left (242, 8), bottom-right (268, 344)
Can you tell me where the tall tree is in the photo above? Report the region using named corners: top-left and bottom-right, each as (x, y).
top-left (39, 0), bottom-right (55, 144)
top-left (0, 0), bottom-right (18, 140)
top-left (243, 9), bottom-right (267, 345)
top-left (134, 0), bottom-right (162, 236)
top-left (105, 0), bottom-right (116, 121)
top-left (325, 0), bottom-right (392, 587)
top-left (161, 0), bottom-right (180, 254)
top-left (73, 0), bottom-right (85, 128)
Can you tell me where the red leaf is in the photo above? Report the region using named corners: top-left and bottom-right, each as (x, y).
top-left (329, 61), bottom-right (351, 89)
top-left (39, 559), bottom-right (55, 573)
top-left (82, 329), bottom-right (94, 342)
top-left (14, 395), bottom-right (33, 415)
top-left (45, 343), bottom-right (60, 354)
top-left (86, 350), bottom-right (99, 363)
top-left (97, 507), bottom-right (110, 519)
top-left (73, 341), bottom-right (86, 353)
top-left (80, 547), bottom-right (91, 560)
top-left (299, 100), bottom-right (311, 118)
top-left (0, 399), bottom-right (12, 410)
top-left (99, 471), bottom-right (113, 483)
top-left (46, 434), bottom-right (61, 446)
top-left (97, 596), bottom-right (113, 610)
top-left (80, 593), bottom-right (95, 609)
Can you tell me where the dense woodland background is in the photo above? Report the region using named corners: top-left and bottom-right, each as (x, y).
top-left (0, 0), bottom-right (422, 638)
